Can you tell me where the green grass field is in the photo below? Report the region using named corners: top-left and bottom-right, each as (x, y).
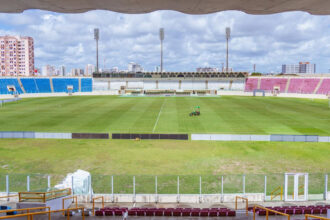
top-left (0, 95), bottom-right (329, 134)
top-left (0, 95), bottom-right (329, 193)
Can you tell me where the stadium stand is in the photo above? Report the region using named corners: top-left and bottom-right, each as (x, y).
top-left (95, 207), bottom-right (236, 217)
top-left (260, 78), bottom-right (288, 92)
top-left (287, 78), bottom-right (320, 94)
top-left (52, 78), bottom-right (79, 93)
top-left (20, 78), bottom-right (52, 93)
top-left (81, 78), bottom-right (93, 92)
top-left (0, 78), bottom-right (23, 94)
top-left (35, 78), bottom-right (52, 93)
top-left (244, 78), bottom-right (259, 92)
top-left (316, 78), bottom-right (330, 94)
top-left (250, 205), bottom-right (330, 216)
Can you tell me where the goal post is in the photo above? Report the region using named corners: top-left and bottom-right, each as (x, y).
top-left (253, 89), bottom-right (265, 97)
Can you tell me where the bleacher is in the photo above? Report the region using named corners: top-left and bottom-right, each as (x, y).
top-left (244, 78), bottom-right (258, 92)
top-left (0, 78), bottom-right (23, 94)
top-left (251, 204), bottom-right (329, 216)
top-left (288, 78), bottom-right (319, 94)
top-left (260, 78), bottom-right (288, 92)
top-left (52, 78), bottom-right (79, 93)
top-left (81, 78), bottom-right (93, 92)
top-left (316, 78), bottom-right (330, 94)
top-left (20, 78), bottom-right (52, 93)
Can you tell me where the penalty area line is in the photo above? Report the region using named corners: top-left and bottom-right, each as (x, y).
top-left (152, 99), bottom-right (166, 133)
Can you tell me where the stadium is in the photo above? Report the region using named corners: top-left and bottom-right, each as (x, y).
top-left (0, 1), bottom-right (330, 220)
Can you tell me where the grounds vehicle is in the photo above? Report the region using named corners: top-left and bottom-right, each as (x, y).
top-left (189, 106), bottom-right (200, 116)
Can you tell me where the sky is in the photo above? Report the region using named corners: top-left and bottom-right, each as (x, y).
top-left (0, 10), bottom-right (329, 73)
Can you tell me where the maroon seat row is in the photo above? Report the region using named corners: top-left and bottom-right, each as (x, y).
top-left (249, 206), bottom-right (329, 216)
top-left (95, 207), bottom-right (236, 217)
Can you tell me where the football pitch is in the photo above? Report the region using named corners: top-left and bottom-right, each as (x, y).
top-left (0, 95), bottom-right (329, 183)
top-left (0, 95), bottom-right (329, 135)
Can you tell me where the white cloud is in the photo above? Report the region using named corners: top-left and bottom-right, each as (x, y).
top-left (0, 10), bottom-right (329, 73)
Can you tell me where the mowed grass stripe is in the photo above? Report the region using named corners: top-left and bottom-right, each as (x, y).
top-left (0, 96), bottom-right (329, 135)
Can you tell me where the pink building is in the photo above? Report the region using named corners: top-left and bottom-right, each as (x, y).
top-left (0, 35), bottom-right (34, 76)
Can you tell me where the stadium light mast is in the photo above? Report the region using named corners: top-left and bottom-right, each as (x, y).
top-left (225, 27), bottom-right (231, 72)
top-left (94, 28), bottom-right (99, 73)
top-left (159, 28), bottom-right (164, 73)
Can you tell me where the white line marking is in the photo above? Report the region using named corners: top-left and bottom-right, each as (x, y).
top-left (153, 99), bottom-right (166, 133)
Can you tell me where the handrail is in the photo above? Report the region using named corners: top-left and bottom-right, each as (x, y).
top-left (0, 195), bottom-right (18, 202)
top-left (305, 214), bottom-right (330, 220)
top-left (0, 206), bottom-right (85, 220)
top-left (253, 205), bottom-right (290, 220)
top-left (235, 196), bottom-right (248, 216)
top-left (62, 196), bottom-right (78, 215)
top-left (19, 188), bottom-right (71, 203)
top-left (0, 206), bottom-right (50, 214)
top-left (92, 196), bottom-right (104, 216)
top-left (270, 185), bottom-right (283, 200)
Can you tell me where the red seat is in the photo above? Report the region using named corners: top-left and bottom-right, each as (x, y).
top-left (137, 210), bottom-right (145, 216)
top-left (219, 211), bottom-right (227, 216)
top-left (321, 208), bottom-right (327, 214)
top-left (191, 210), bottom-right (200, 216)
top-left (155, 210), bottom-right (164, 216)
top-left (145, 210), bottom-right (154, 216)
top-left (182, 210), bottom-right (191, 216)
top-left (95, 210), bottom-right (104, 216)
top-left (294, 208), bottom-right (302, 215)
top-left (114, 210), bottom-right (123, 216)
top-left (173, 210), bottom-right (181, 216)
top-left (227, 211), bottom-right (236, 216)
top-left (209, 211), bottom-right (218, 217)
top-left (164, 210), bottom-right (172, 216)
top-left (104, 210), bottom-right (113, 216)
top-left (200, 211), bottom-right (209, 217)
top-left (259, 210), bottom-right (266, 216)
top-left (312, 209), bottom-right (321, 214)
top-left (304, 209), bottom-right (312, 214)
top-left (285, 209), bottom-right (294, 214)
top-left (128, 210), bottom-right (136, 216)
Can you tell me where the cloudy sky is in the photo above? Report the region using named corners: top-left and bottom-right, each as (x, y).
top-left (0, 10), bottom-right (329, 73)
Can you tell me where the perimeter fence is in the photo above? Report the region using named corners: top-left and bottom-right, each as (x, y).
top-left (0, 173), bottom-right (329, 201)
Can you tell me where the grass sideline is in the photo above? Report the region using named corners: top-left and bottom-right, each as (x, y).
top-left (0, 139), bottom-right (329, 194)
top-left (0, 96), bottom-right (329, 135)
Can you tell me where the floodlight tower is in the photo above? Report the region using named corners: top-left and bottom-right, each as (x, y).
top-left (94, 28), bottom-right (99, 73)
top-left (159, 28), bottom-right (164, 73)
top-left (225, 27), bottom-right (231, 72)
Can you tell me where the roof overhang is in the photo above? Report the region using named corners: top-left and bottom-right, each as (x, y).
top-left (0, 0), bottom-right (330, 15)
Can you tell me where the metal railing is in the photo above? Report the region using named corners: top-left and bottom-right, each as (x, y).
top-left (0, 206), bottom-right (51, 220)
top-left (92, 196), bottom-right (104, 216)
top-left (62, 196), bottom-right (78, 214)
top-left (18, 188), bottom-right (71, 203)
top-left (253, 205), bottom-right (290, 220)
top-left (235, 196), bottom-right (248, 216)
top-left (0, 207), bottom-right (85, 220)
top-left (270, 186), bottom-right (283, 200)
top-left (305, 214), bottom-right (330, 220)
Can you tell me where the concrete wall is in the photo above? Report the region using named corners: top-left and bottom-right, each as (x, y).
top-left (75, 193), bottom-right (265, 203)
top-left (192, 134), bottom-right (330, 143)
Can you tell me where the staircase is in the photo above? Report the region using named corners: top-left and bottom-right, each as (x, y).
top-left (257, 78), bottom-right (261, 89)
top-left (49, 78), bottom-right (54, 93)
top-left (17, 78), bottom-right (26, 93)
top-left (285, 77), bottom-right (291, 93)
top-left (313, 78), bottom-right (323, 94)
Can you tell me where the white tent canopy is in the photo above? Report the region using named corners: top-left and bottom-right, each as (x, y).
top-left (0, 0), bottom-right (330, 15)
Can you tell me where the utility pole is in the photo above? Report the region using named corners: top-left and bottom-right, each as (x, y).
top-left (253, 64), bottom-right (256, 73)
top-left (159, 28), bottom-right (164, 73)
top-left (94, 28), bottom-right (99, 73)
top-left (225, 27), bottom-right (231, 72)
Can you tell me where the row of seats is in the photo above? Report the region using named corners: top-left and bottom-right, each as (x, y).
top-left (0, 78), bottom-right (92, 94)
top-left (95, 207), bottom-right (236, 217)
top-left (245, 77), bottom-right (330, 94)
top-left (251, 205), bottom-right (329, 216)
